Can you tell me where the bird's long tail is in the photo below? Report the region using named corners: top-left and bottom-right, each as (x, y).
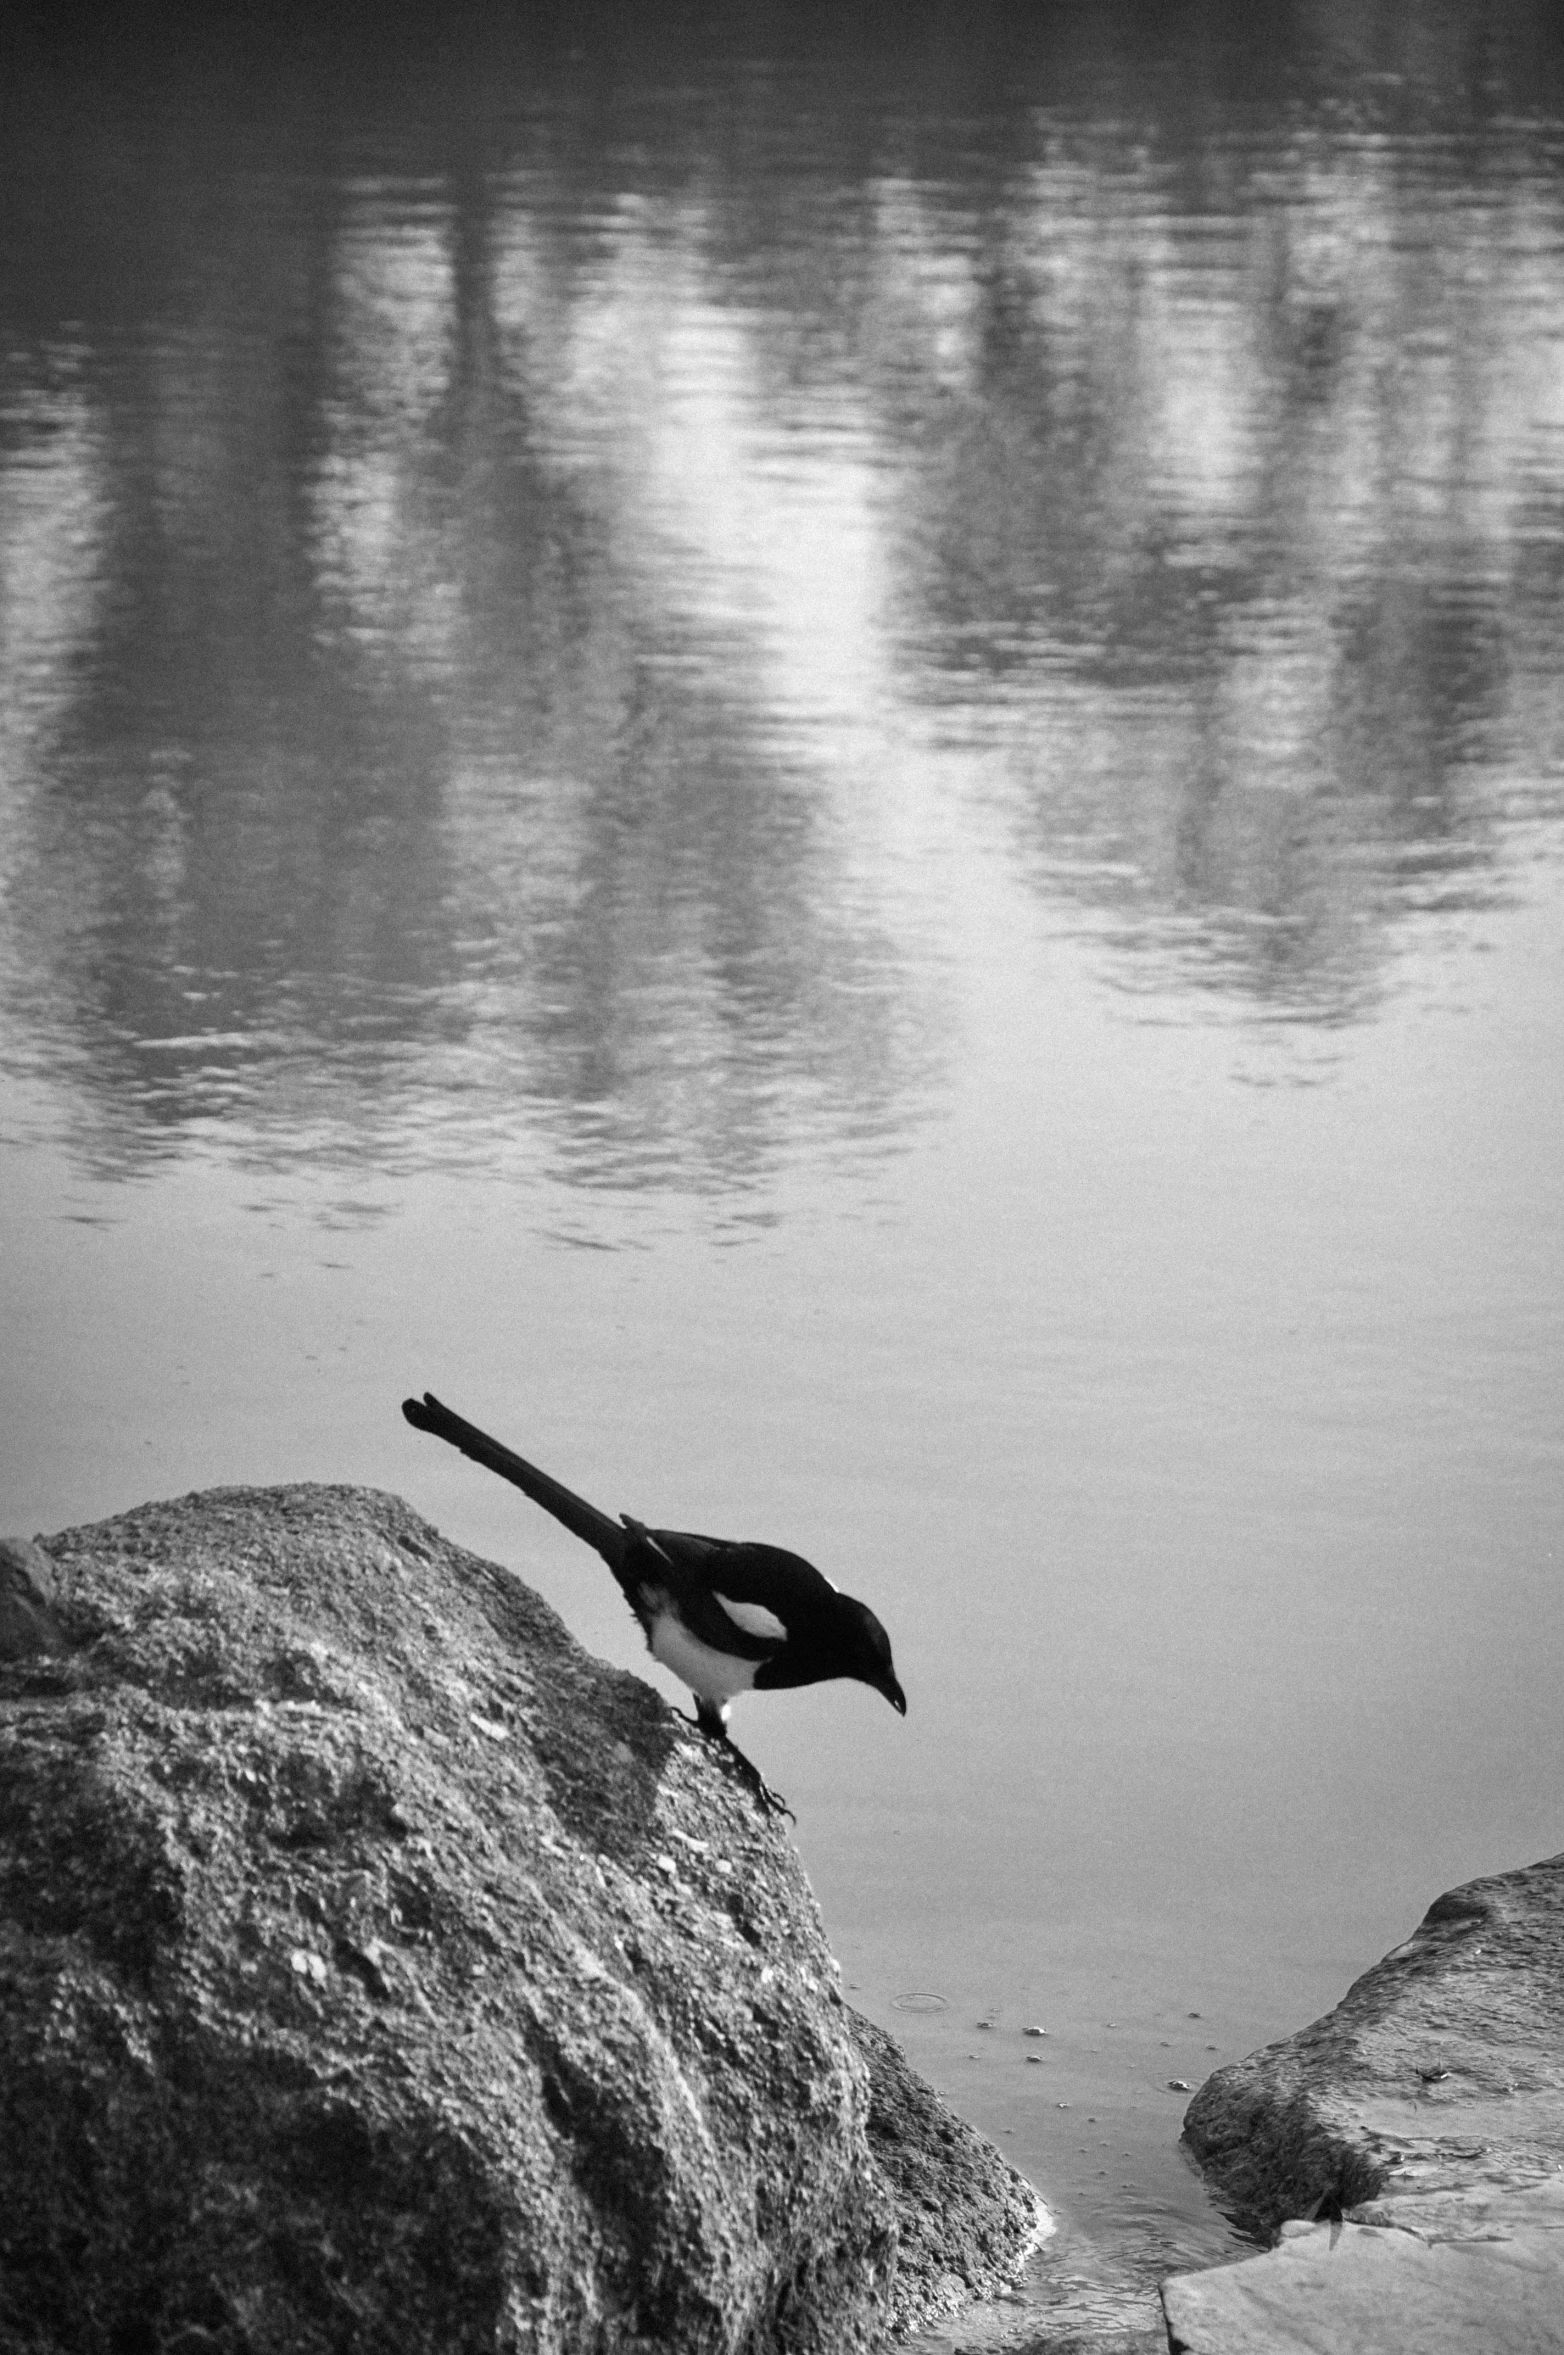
top-left (401, 1392), bottom-right (629, 1576)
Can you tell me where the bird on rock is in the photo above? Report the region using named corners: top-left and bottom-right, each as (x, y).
top-left (401, 1391), bottom-right (905, 1818)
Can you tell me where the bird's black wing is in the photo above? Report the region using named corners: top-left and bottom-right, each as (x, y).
top-left (402, 1392), bottom-right (629, 1578)
top-left (641, 1529), bottom-right (832, 1662)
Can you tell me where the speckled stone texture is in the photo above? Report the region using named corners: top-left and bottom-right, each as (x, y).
top-left (0, 1486), bottom-right (1044, 2355)
top-left (1164, 1852), bottom-right (1564, 2353)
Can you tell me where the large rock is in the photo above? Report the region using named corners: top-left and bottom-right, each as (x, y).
top-left (0, 1486), bottom-right (1043, 2355)
top-left (1163, 1853), bottom-right (1564, 2353)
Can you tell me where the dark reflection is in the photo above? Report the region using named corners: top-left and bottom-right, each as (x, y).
top-left (2, 0), bottom-right (1563, 1179)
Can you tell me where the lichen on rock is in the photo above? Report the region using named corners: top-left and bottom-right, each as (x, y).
top-left (0, 1485), bottom-right (1043, 2355)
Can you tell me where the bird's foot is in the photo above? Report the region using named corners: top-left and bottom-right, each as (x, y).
top-left (685, 1718), bottom-right (794, 1823)
top-left (680, 1701), bottom-right (794, 1822)
top-left (725, 1748), bottom-right (795, 1824)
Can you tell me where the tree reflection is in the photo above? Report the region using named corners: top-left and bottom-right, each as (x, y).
top-left (1, 0), bottom-right (1561, 1180)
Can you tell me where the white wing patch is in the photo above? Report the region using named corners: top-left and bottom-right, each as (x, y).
top-left (649, 1613), bottom-right (761, 1707)
top-left (713, 1593), bottom-right (788, 1643)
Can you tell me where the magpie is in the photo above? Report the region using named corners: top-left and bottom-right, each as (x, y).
top-left (401, 1391), bottom-right (905, 1817)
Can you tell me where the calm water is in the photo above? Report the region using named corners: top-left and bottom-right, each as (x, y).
top-left (5, 0), bottom-right (1564, 2307)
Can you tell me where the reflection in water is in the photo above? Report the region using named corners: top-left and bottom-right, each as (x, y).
top-left (3, 3), bottom-right (1563, 1180)
top-left (882, 126), bottom-right (1564, 1013)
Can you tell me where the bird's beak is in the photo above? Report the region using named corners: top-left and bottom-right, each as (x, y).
top-left (883, 1672), bottom-right (907, 1716)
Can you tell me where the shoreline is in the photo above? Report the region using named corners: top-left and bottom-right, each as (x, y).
top-left (6, 1498), bottom-right (1560, 2352)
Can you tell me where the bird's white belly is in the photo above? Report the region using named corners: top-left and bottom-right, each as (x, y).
top-left (648, 1611), bottom-right (761, 1708)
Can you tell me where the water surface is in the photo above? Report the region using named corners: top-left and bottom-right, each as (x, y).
top-left (4, 0), bottom-right (1564, 2302)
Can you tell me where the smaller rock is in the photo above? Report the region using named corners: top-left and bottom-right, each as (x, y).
top-left (1164, 2179), bottom-right (1564, 2354)
top-left (1171, 1852), bottom-right (1564, 2352)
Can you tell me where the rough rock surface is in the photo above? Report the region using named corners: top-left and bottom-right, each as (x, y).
top-left (1163, 1852), bottom-right (1564, 2353)
top-left (0, 1485), bottom-right (1044, 2355)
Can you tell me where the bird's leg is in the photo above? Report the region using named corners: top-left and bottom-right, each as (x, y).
top-left (691, 1700), bottom-right (795, 1823)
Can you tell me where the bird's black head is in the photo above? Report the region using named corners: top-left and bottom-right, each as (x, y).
top-left (837, 1593), bottom-right (906, 1716)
